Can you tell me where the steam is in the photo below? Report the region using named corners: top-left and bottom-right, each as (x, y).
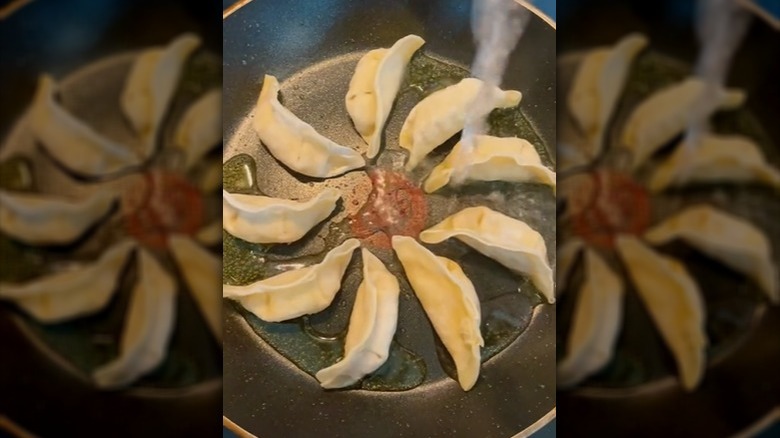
top-left (453, 0), bottom-right (532, 184)
top-left (681, 0), bottom-right (751, 166)
top-left (464, 0), bottom-right (530, 141)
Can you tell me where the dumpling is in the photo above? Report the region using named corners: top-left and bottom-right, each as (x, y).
top-left (315, 249), bottom-right (400, 388)
top-left (423, 135), bottom-right (555, 193)
top-left (254, 74), bottom-right (365, 178)
top-left (392, 235), bottom-right (483, 391)
top-left (400, 77), bottom-right (522, 170)
top-left (556, 237), bottom-right (585, 297)
top-left (568, 33), bottom-right (647, 159)
top-left (558, 249), bottom-right (624, 388)
top-left (419, 206), bottom-right (554, 304)
top-left (0, 189), bottom-right (116, 245)
top-left (346, 35), bottom-right (425, 158)
top-left (620, 77), bottom-right (745, 169)
top-left (559, 172), bottom-right (596, 219)
top-left (557, 141), bottom-right (593, 173)
top-left (195, 221), bottom-right (222, 246)
top-left (198, 160), bottom-right (223, 194)
top-left (27, 75), bottom-right (138, 176)
top-left (222, 188), bottom-right (340, 244)
top-left (615, 235), bottom-right (707, 390)
top-left (174, 89), bottom-right (222, 170)
top-left (223, 239), bottom-right (360, 322)
top-left (93, 248), bottom-right (177, 388)
top-left (121, 33), bottom-right (201, 158)
top-left (0, 240), bottom-right (135, 323)
top-left (644, 205), bottom-right (778, 303)
top-left (169, 235), bottom-right (222, 342)
top-left (649, 134), bottom-right (780, 192)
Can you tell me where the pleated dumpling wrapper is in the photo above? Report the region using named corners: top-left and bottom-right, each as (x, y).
top-left (121, 33), bottom-right (201, 158)
top-left (223, 239), bottom-right (360, 322)
top-left (27, 75), bottom-right (138, 177)
top-left (615, 235), bottom-right (707, 391)
top-left (400, 77), bottom-right (522, 170)
top-left (173, 89), bottom-right (222, 170)
top-left (346, 35), bottom-right (425, 159)
top-left (419, 206), bottom-right (554, 304)
top-left (195, 221), bottom-right (222, 247)
top-left (316, 249), bottom-right (400, 388)
top-left (556, 237), bottom-right (585, 298)
top-left (649, 134), bottom-right (780, 192)
top-left (0, 189), bottom-right (115, 246)
top-left (0, 240), bottom-right (135, 323)
top-left (644, 205), bottom-right (778, 303)
top-left (254, 74), bottom-right (365, 178)
top-left (169, 235), bottom-right (222, 342)
top-left (222, 188), bottom-right (340, 244)
top-left (568, 33), bottom-right (647, 160)
top-left (93, 248), bottom-right (177, 389)
top-left (558, 249), bottom-right (624, 388)
top-left (620, 77), bottom-right (745, 169)
top-left (392, 235), bottom-right (483, 391)
top-left (423, 135), bottom-right (555, 193)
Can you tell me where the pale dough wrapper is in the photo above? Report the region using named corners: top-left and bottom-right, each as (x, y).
top-left (223, 239), bottom-right (361, 322)
top-left (616, 235), bottom-right (707, 391)
top-left (346, 35), bottom-right (425, 159)
top-left (254, 74), bottom-right (364, 178)
top-left (316, 249), bottom-right (400, 388)
top-left (392, 235), bottom-right (483, 391)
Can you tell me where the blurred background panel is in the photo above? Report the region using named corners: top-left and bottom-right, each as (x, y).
top-left (0, 1), bottom-right (222, 437)
top-left (556, 0), bottom-right (780, 437)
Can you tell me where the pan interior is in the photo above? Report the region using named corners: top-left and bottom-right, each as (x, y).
top-left (222, 1), bottom-right (556, 436)
top-left (223, 48), bottom-right (556, 390)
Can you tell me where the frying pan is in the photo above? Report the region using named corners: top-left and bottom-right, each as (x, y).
top-left (221, 0), bottom-right (556, 437)
top-left (0, 1), bottom-right (222, 436)
top-left (555, 0), bottom-right (780, 436)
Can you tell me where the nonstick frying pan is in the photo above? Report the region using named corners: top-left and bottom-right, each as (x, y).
top-left (222, 1), bottom-right (556, 437)
top-left (555, 1), bottom-right (780, 436)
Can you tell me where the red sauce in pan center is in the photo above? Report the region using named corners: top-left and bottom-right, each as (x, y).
top-left (568, 169), bottom-right (651, 249)
top-left (122, 170), bottom-right (204, 249)
top-left (348, 169), bottom-right (428, 250)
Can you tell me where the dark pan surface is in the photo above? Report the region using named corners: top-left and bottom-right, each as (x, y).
top-left (556, 1), bottom-right (780, 436)
top-left (222, 1), bottom-right (556, 437)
